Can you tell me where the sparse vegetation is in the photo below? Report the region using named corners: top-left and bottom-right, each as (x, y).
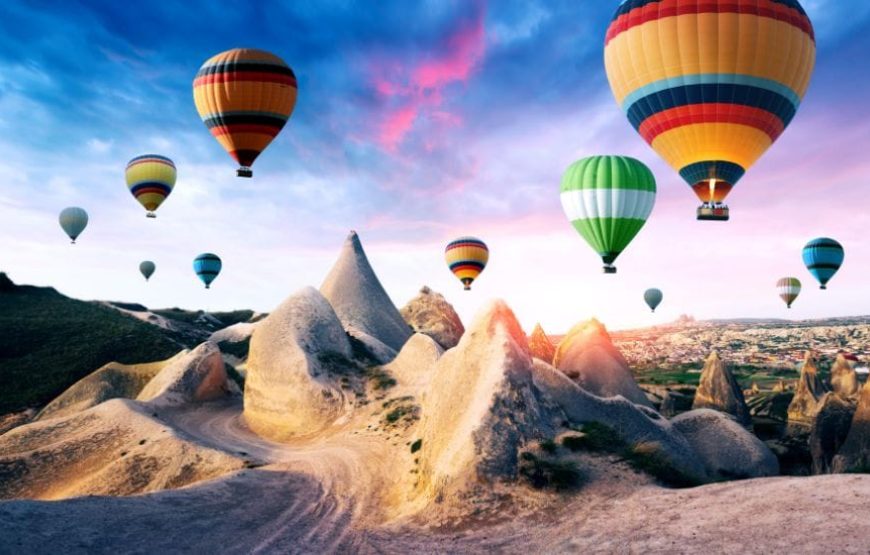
top-left (224, 363), bottom-right (245, 390)
top-left (539, 439), bottom-right (558, 454)
top-left (381, 396), bottom-right (419, 427)
top-left (624, 442), bottom-right (700, 488)
top-left (518, 451), bottom-right (584, 491)
top-left (218, 338), bottom-right (250, 359)
top-left (410, 439), bottom-right (422, 453)
top-left (366, 366), bottom-right (397, 390)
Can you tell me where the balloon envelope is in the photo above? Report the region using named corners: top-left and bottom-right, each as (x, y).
top-left (193, 253), bottom-right (222, 289)
top-left (59, 207), bottom-right (88, 244)
top-left (644, 288), bottom-right (663, 313)
top-left (193, 48), bottom-right (298, 177)
top-left (604, 0), bottom-right (815, 218)
top-left (777, 277), bottom-right (801, 308)
top-left (560, 155), bottom-right (656, 273)
top-left (803, 238), bottom-right (843, 290)
top-left (140, 261), bottom-right (156, 281)
top-left (126, 154), bottom-right (176, 217)
top-left (445, 237), bottom-right (488, 290)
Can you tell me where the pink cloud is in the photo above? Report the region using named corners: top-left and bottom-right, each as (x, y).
top-left (372, 2), bottom-right (487, 151)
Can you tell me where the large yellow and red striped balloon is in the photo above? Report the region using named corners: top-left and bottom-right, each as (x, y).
top-left (604, 0), bottom-right (815, 220)
top-left (125, 154), bottom-right (176, 218)
top-left (445, 237), bottom-right (489, 291)
top-left (193, 48), bottom-right (298, 178)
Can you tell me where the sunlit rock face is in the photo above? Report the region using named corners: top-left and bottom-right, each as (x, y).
top-left (553, 319), bottom-right (654, 408)
top-left (788, 351), bottom-right (830, 425)
top-left (528, 323), bottom-right (556, 364)
top-left (400, 286), bottom-right (464, 350)
top-left (244, 287), bottom-right (353, 439)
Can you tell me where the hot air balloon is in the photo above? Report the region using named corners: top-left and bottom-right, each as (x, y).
top-left (604, 0), bottom-right (816, 221)
top-left (777, 277), bottom-right (801, 309)
top-left (193, 48), bottom-right (298, 178)
top-left (125, 154), bottom-right (176, 218)
top-left (445, 237), bottom-right (488, 290)
top-left (59, 207), bottom-right (88, 244)
top-left (140, 261), bottom-right (156, 282)
top-left (803, 238), bottom-right (844, 290)
top-left (560, 156), bottom-right (656, 273)
top-left (644, 288), bottom-right (663, 313)
top-left (193, 253), bottom-right (222, 289)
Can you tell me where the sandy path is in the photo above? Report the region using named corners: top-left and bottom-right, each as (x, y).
top-left (3, 400), bottom-right (870, 553)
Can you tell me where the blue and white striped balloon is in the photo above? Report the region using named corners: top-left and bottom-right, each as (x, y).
top-left (802, 238), bottom-right (844, 290)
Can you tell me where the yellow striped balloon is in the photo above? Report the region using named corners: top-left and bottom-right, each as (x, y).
top-left (193, 48), bottom-right (298, 178)
top-left (125, 154), bottom-right (176, 218)
top-left (604, 0), bottom-right (815, 221)
top-left (445, 237), bottom-right (489, 290)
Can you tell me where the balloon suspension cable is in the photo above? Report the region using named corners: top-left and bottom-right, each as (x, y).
top-left (70, 240), bottom-right (76, 245)
top-left (205, 284), bottom-right (211, 290)
top-left (462, 279), bottom-right (472, 291)
top-left (146, 212), bottom-right (156, 218)
top-left (237, 166), bottom-right (253, 178)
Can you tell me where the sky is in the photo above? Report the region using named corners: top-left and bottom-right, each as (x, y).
top-left (1, 0), bottom-right (870, 333)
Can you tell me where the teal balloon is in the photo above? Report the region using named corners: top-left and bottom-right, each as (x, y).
top-left (139, 261), bottom-right (156, 281)
top-left (59, 207), bottom-right (88, 244)
top-left (644, 288), bottom-right (663, 313)
top-left (193, 253), bottom-right (221, 289)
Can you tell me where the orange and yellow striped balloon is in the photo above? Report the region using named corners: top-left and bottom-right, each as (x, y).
top-left (445, 237), bottom-right (489, 291)
top-left (193, 48), bottom-right (298, 177)
top-left (125, 154), bottom-right (176, 218)
top-left (604, 1), bottom-right (815, 216)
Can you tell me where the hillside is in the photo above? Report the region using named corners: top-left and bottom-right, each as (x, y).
top-left (0, 273), bottom-right (186, 413)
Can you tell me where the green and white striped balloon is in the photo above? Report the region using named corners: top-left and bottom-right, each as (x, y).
top-left (560, 155), bottom-right (656, 273)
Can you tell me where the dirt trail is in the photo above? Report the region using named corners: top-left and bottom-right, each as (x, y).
top-left (3, 400), bottom-right (870, 553)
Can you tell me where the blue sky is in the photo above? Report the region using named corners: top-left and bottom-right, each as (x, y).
top-left (2, 1), bottom-right (870, 331)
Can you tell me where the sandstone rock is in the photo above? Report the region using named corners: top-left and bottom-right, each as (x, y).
top-left (553, 319), bottom-right (653, 408)
top-left (831, 354), bottom-right (860, 398)
top-left (320, 231), bottom-right (411, 352)
top-left (810, 393), bottom-right (856, 474)
top-left (244, 287), bottom-right (354, 439)
top-left (832, 378), bottom-right (870, 473)
top-left (672, 409), bottom-right (779, 479)
top-left (384, 333), bottom-right (443, 390)
top-left (660, 390), bottom-right (693, 418)
top-left (399, 286), bottom-right (464, 349)
top-left (137, 342), bottom-right (232, 406)
top-left (692, 352), bottom-right (751, 426)
top-left (37, 352), bottom-right (187, 421)
top-left (416, 301), bottom-right (557, 499)
top-left (528, 323), bottom-right (556, 364)
top-left (787, 351), bottom-right (830, 424)
top-left (0, 409), bottom-right (35, 436)
top-left (532, 359), bottom-right (706, 482)
top-left (0, 399), bottom-right (248, 500)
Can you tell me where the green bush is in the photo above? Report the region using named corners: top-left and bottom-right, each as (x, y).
top-left (519, 452), bottom-right (584, 491)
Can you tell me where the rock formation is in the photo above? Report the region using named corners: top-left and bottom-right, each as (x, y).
top-left (384, 333), bottom-right (443, 390)
top-left (137, 342), bottom-right (233, 406)
top-left (0, 399), bottom-right (249, 500)
top-left (831, 354), bottom-right (860, 398)
top-left (320, 231), bottom-right (411, 353)
top-left (692, 352), bottom-right (751, 426)
top-left (244, 287), bottom-right (354, 439)
top-left (787, 351), bottom-right (829, 424)
top-left (832, 379), bottom-right (870, 473)
top-left (399, 286), bottom-right (464, 349)
top-left (810, 393), bottom-right (856, 474)
top-left (0, 271), bottom-right (15, 292)
top-left (415, 301), bottom-right (556, 498)
top-left (553, 319), bottom-right (653, 408)
top-left (671, 409), bottom-right (779, 479)
top-left (36, 352), bottom-right (186, 421)
top-left (528, 323), bottom-right (556, 364)
top-left (660, 390), bottom-right (693, 418)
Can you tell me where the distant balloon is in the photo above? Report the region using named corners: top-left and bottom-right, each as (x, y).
top-left (445, 237), bottom-right (488, 290)
top-left (560, 155), bottom-right (656, 273)
top-left (193, 253), bottom-right (222, 289)
top-left (193, 48), bottom-right (298, 178)
top-left (604, 0), bottom-right (816, 221)
top-left (140, 261), bottom-right (156, 282)
top-left (59, 207), bottom-right (88, 244)
top-left (126, 154), bottom-right (176, 218)
top-left (777, 277), bottom-right (801, 309)
top-left (644, 288), bottom-right (663, 313)
top-left (803, 238), bottom-right (844, 290)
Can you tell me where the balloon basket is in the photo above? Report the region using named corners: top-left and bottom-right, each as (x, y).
top-left (697, 204), bottom-right (729, 221)
top-left (146, 212), bottom-right (156, 218)
top-left (602, 265), bottom-right (616, 274)
top-left (237, 167), bottom-right (253, 178)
